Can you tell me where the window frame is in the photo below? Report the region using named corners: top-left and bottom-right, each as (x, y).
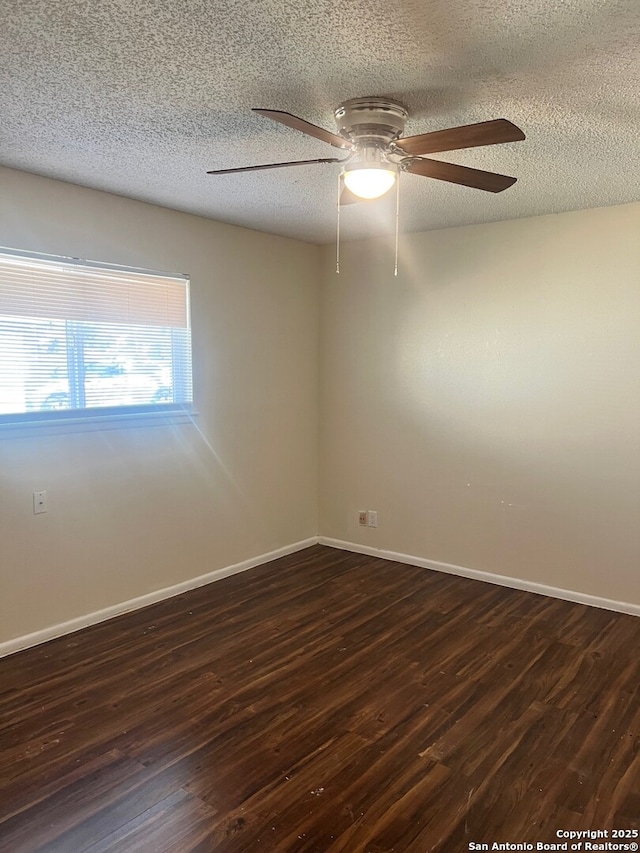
top-left (0, 247), bottom-right (195, 435)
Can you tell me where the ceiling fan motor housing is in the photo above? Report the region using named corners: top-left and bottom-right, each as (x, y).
top-left (334, 97), bottom-right (409, 147)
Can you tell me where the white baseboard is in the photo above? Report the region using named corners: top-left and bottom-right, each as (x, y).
top-left (319, 537), bottom-right (640, 618)
top-left (0, 536), bottom-right (319, 659)
top-left (5, 535), bottom-right (637, 659)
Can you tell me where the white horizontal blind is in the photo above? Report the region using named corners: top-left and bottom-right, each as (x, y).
top-left (0, 254), bottom-right (188, 327)
top-left (0, 250), bottom-right (192, 421)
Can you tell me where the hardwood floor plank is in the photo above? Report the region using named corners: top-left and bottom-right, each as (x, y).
top-left (81, 789), bottom-right (215, 853)
top-left (1, 544), bottom-right (639, 852)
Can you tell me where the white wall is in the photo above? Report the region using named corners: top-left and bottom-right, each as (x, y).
top-left (0, 166), bottom-right (320, 645)
top-left (319, 202), bottom-right (640, 606)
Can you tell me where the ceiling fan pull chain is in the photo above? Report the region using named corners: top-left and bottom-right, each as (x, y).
top-left (394, 171), bottom-right (400, 277)
top-left (336, 173), bottom-right (342, 274)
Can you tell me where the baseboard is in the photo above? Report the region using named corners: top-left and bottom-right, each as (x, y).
top-left (0, 536), bottom-right (320, 659)
top-left (319, 537), bottom-right (640, 618)
top-left (5, 534), bottom-right (636, 659)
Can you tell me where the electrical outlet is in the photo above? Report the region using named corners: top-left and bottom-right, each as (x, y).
top-left (358, 511), bottom-right (367, 526)
top-left (33, 490), bottom-right (47, 514)
top-left (367, 510), bottom-right (378, 528)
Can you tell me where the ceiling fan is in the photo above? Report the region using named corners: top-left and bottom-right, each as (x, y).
top-left (207, 98), bottom-right (525, 203)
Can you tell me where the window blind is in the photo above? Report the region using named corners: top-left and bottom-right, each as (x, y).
top-left (0, 253), bottom-right (188, 327)
top-left (0, 249), bottom-right (192, 423)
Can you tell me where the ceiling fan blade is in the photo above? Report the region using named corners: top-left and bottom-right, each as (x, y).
top-left (397, 119), bottom-right (525, 156)
top-left (207, 157), bottom-right (343, 175)
top-left (406, 158), bottom-right (517, 192)
top-left (253, 109), bottom-right (351, 150)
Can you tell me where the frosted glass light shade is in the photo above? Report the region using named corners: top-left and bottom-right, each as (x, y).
top-left (343, 167), bottom-right (397, 199)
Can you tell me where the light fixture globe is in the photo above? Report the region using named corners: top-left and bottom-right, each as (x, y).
top-left (343, 164), bottom-right (397, 199)
top-left (342, 145), bottom-right (398, 199)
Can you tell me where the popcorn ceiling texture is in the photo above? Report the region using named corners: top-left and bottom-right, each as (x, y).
top-left (1, 0), bottom-right (639, 243)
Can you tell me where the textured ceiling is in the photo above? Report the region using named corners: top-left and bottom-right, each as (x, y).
top-left (1, 0), bottom-right (639, 244)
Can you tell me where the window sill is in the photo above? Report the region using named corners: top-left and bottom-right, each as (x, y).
top-left (0, 406), bottom-right (198, 438)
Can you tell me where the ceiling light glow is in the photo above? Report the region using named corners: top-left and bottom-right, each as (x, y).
top-left (343, 166), bottom-right (397, 199)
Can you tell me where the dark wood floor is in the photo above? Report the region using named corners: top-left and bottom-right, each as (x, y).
top-left (1, 545), bottom-right (639, 852)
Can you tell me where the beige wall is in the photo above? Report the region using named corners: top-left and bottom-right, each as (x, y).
top-left (319, 202), bottom-right (640, 605)
top-left (2, 165), bottom-right (638, 647)
top-left (0, 166), bottom-right (320, 644)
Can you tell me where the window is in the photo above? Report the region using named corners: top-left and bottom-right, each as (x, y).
top-left (0, 249), bottom-right (192, 427)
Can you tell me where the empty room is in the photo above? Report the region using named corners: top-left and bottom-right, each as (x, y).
top-left (1, 1), bottom-right (639, 851)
